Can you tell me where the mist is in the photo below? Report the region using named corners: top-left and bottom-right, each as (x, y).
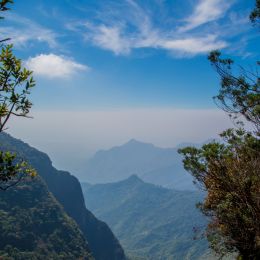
top-left (7, 108), bottom-right (233, 176)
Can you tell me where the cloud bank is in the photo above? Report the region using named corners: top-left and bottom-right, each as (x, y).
top-left (68, 0), bottom-right (237, 57)
top-left (2, 1), bottom-right (250, 58)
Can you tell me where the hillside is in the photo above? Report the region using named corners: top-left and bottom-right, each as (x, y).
top-left (0, 133), bottom-right (126, 260)
top-left (0, 177), bottom-right (92, 259)
top-left (82, 176), bottom-right (210, 259)
top-left (81, 139), bottom-right (195, 190)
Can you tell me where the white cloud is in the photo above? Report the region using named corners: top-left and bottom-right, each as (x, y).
top-left (25, 54), bottom-right (89, 79)
top-left (70, 0), bottom-right (232, 57)
top-left (92, 25), bottom-right (131, 55)
top-left (0, 14), bottom-right (58, 48)
top-left (84, 22), bottom-right (227, 57)
top-left (179, 0), bottom-right (233, 32)
top-left (159, 35), bottom-right (227, 56)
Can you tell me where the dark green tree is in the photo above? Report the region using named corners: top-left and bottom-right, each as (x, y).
top-left (0, 0), bottom-right (36, 190)
top-left (179, 1), bottom-right (260, 259)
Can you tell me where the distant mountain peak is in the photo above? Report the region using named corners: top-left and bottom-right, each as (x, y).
top-left (125, 139), bottom-right (144, 145)
top-left (83, 137), bottom-right (195, 191)
top-left (124, 174), bottom-right (144, 184)
top-left (123, 139), bottom-right (154, 148)
top-left (128, 174), bottom-right (142, 181)
top-left (127, 138), bottom-right (140, 144)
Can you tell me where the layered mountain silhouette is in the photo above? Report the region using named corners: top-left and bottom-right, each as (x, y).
top-left (81, 139), bottom-right (196, 190)
top-left (82, 176), bottom-right (210, 259)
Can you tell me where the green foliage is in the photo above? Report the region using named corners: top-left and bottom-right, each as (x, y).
top-left (0, 44), bottom-right (35, 131)
top-left (0, 176), bottom-right (93, 259)
top-left (179, 130), bottom-right (260, 259)
top-left (0, 151), bottom-right (36, 190)
top-left (0, 1), bottom-right (36, 190)
top-left (179, 5), bottom-right (260, 259)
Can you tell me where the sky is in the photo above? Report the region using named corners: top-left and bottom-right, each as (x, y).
top-left (1, 0), bottom-right (259, 176)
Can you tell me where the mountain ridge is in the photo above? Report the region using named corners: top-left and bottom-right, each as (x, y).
top-left (0, 133), bottom-right (126, 260)
top-left (81, 139), bottom-right (195, 190)
top-left (81, 175), bottom-right (209, 259)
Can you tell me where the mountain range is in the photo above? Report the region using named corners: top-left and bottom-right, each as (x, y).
top-left (81, 139), bottom-right (196, 191)
top-left (81, 176), bottom-right (210, 259)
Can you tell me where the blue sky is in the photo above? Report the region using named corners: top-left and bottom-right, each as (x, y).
top-left (2, 0), bottom-right (259, 109)
top-left (2, 0), bottom-right (260, 175)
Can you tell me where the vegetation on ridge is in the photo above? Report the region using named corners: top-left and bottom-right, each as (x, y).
top-left (82, 176), bottom-right (209, 260)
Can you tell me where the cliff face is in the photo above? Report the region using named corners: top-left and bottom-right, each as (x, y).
top-left (0, 133), bottom-right (126, 260)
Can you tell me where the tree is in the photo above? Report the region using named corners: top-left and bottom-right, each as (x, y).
top-left (208, 50), bottom-right (259, 133)
top-left (0, 0), bottom-right (36, 190)
top-left (179, 130), bottom-right (260, 259)
top-left (179, 1), bottom-right (260, 259)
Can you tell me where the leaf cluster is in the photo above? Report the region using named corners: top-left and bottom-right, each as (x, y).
top-left (0, 44), bottom-right (36, 190)
top-left (179, 55), bottom-right (260, 256)
top-left (179, 130), bottom-right (260, 259)
top-left (179, 4), bottom-right (260, 258)
top-left (0, 151), bottom-right (36, 191)
top-left (0, 45), bottom-right (35, 132)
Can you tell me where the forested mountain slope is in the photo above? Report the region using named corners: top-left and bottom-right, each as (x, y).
top-left (0, 176), bottom-right (92, 259)
top-left (0, 133), bottom-right (125, 260)
top-left (82, 176), bottom-right (210, 259)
